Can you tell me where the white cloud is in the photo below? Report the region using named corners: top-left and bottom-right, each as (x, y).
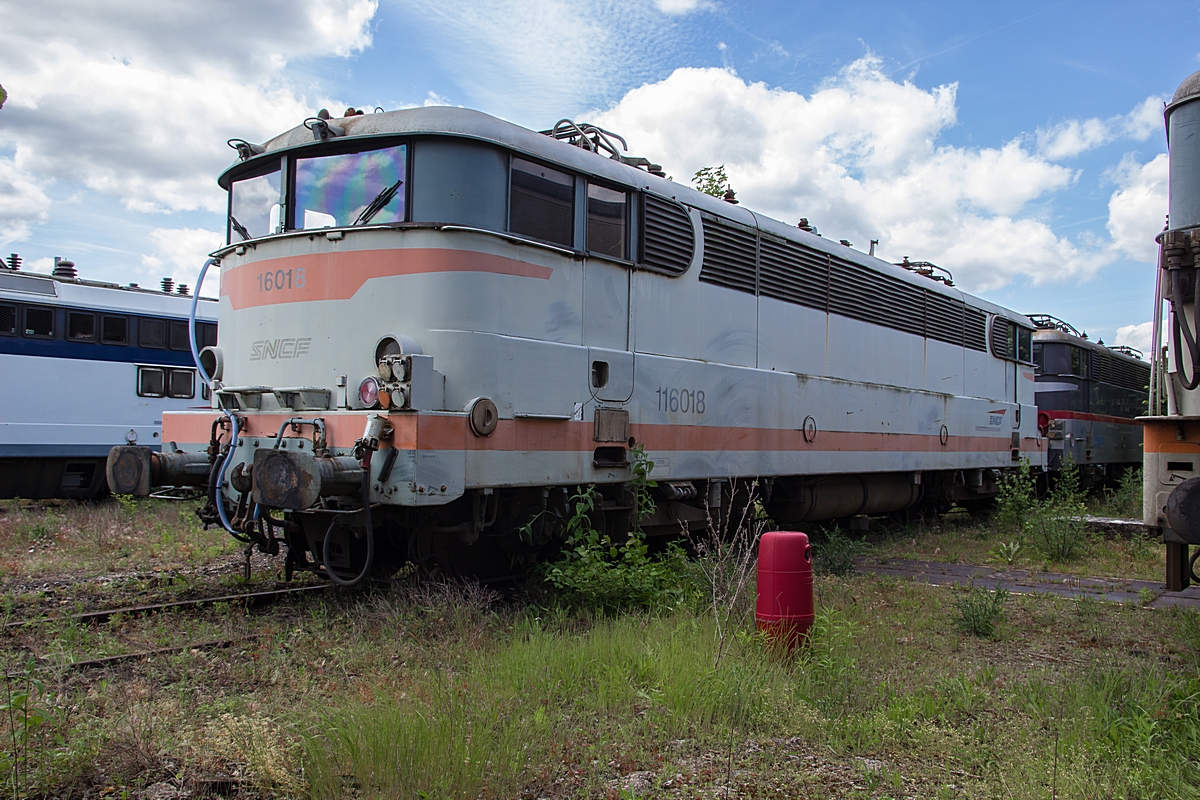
top-left (140, 227), bottom-right (226, 296)
top-left (396, 0), bottom-right (691, 124)
top-left (1037, 96), bottom-right (1165, 160)
top-left (653, 0), bottom-right (713, 13)
top-left (0, 0), bottom-right (377, 218)
top-left (1115, 321), bottom-right (1153, 355)
top-left (1106, 153), bottom-right (1168, 263)
top-left (0, 157), bottom-right (52, 246)
top-left (594, 59), bottom-right (1100, 292)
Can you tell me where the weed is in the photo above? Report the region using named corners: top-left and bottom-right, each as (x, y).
top-left (991, 540), bottom-right (1021, 564)
top-left (542, 486), bottom-right (695, 613)
top-left (811, 527), bottom-right (866, 577)
top-left (1027, 461), bottom-right (1091, 562)
top-left (952, 586), bottom-right (1008, 638)
top-left (995, 459), bottom-right (1037, 535)
top-left (1096, 467), bottom-right (1143, 519)
top-left (0, 657), bottom-right (64, 796)
top-left (1137, 587), bottom-right (1156, 606)
top-left (684, 480), bottom-right (767, 666)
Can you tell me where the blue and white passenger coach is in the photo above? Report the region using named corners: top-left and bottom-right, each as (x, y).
top-left (108, 108), bottom-right (1045, 581)
top-left (2, 260), bottom-right (217, 498)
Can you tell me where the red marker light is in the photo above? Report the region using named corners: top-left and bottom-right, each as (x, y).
top-left (358, 376), bottom-right (380, 407)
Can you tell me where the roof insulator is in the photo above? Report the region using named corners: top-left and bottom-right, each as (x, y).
top-left (161, 277), bottom-right (174, 294)
top-left (52, 257), bottom-right (77, 280)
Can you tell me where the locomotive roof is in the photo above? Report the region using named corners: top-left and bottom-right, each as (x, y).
top-left (1032, 327), bottom-right (1146, 364)
top-left (226, 106), bottom-right (1031, 326)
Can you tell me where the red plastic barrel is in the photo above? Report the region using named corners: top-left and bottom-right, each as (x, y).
top-left (756, 531), bottom-right (814, 651)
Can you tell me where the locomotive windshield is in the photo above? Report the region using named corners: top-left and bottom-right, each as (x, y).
top-left (229, 168), bottom-right (281, 241)
top-left (294, 144), bottom-right (406, 229)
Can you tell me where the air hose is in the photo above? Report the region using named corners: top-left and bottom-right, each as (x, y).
top-left (1170, 268), bottom-right (1200, 390)
top-left (322, 447), bottom-right (376, 587)
top-left (188, 257), bottom-right (243, 540)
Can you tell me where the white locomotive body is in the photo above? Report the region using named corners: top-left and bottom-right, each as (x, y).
top-left (2, 265), bottom-right (217, 498)
top-left (109, 107), bottom-right (1044, 578)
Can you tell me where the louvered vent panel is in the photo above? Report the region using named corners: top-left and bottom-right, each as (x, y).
top-left (1109, 357), bottom-right (1150, 392)
top-left (927, 293), bottom-right (966, 346)
top-left (990, 317), bottom-right (1014, 359)
top-left (642, 195), bottom-right (694, 275)
top-left (827, 261), bottom-right (920, 337)
top-left (964, 306), bottom-right (988, 352)
top-left (699, 217), bottom-right (757, 295)
top-left (758, 237), bottom-right (827, 310)
top-left (0, 305), bottom-right (15, 335)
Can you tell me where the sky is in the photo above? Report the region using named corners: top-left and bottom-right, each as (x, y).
top-left (0, 0), bottom-right (1195, 353)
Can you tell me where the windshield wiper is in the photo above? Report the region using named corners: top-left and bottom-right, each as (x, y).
top-left (229, 215), bottom-right (252, 241)
top-left (353, 179), bottom-right (403, 226)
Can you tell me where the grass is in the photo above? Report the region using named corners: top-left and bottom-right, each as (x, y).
top-left (0, 499), bottom-right (1197, 797)
top-left (0, 497), bottom-right (242, 583)
top-left (869, 510), bottom-right (1167, 581)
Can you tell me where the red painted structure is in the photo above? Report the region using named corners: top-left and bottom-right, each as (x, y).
top-left (756, 531), bottom-right (815, 650)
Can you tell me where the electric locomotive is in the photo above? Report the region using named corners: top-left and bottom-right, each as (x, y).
top-left (1, 257), bottom-right (217, 498)
top-left (1028, 315), bottom-right (1148, 487)
top-left (107, 108), bottom-right (1045, 582)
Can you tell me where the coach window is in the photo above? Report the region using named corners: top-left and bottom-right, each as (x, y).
top-left (587, 183), bottom-right (628, 259)
top-left (139, 318), bottom-right (167, 349)
top-left (68, 311), bottom-right (96, 342)
top-left (0, 304), bottom-right (15, 335)
top-left (169, 321), bottom-right (191, 351)
top-left (196, 321), bottom-right (218, 349)
top-left (168, 369), bottom-right (195, 399)
top-left (101, 315), bottom-right (129, 345)
top-left (229, 164), bottom-right (282, 242)
top-left (295, 144), bottom-right (407, 230)
top-left (510, 157), bottom-right (574, 248)
top-left (23, 306), bottom-right (53, 339)
top-left (137, 367), bottom-right (166, 398)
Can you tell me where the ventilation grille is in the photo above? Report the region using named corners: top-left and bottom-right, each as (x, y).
top-left (0, 305), bottom-right (14, 335)
top-left (641, 195), bottom-right (694, 275)
top-left (169, 321), bottom-right (190, 351)
top-left (694, 211), bottom-right (993, 351)
top-left (964, 307), bottom-right (988, 352)
top-left (68, 312), bottom-right (95, 341)
top-left (699, 216), bottom-right (757, 294)
top-left (24, 307), bottom-right (53, 337)
top-left (1091, 351), bottom-right (1150, 393)
top-left (139, 318), bottom-right (167, 349)
top-left (759, 236), bottom-right (828, 311)
top-left (990, 317), bottom-right (1014, 360)
top-left (102, 315), bottom-right (128, 345)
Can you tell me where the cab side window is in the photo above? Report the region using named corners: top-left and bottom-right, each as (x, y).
top-left (509, 158), bottom-right (574, 247)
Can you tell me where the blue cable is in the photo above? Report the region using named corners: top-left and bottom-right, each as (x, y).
top-left (188, 257), bottom-right (240, 537)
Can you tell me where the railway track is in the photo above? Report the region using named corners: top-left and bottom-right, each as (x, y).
top-left (3, 583), bottom-right (332, 629)
top-left (1, 583), bottom-right (337, 678)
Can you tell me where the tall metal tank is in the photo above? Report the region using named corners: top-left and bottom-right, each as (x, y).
top-left (1144, 70), bottom-right (1200, 591)
top-left (1167, 71), bottom-right (1200, 232)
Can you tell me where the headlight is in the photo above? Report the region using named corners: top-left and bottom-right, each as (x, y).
top-left (358, 376), bottom-right (380, 407)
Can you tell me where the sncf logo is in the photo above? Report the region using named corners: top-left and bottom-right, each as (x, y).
top-left (250, 338), bottom-right (312, 361)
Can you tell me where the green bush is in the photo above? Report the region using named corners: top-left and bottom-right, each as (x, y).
top-left (1098, 466), bottom-right (1143, 519)
top-left (953, 585), bottom-right (1008, 638)
top-left (541, 485), bottom-right (696, 613)
top-left (1028, 460), bottom-right (1090, 562)
top-left (995, 459), bottom-right (1036, 535)
top-left (811, 527), bottom-right (866, 577)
